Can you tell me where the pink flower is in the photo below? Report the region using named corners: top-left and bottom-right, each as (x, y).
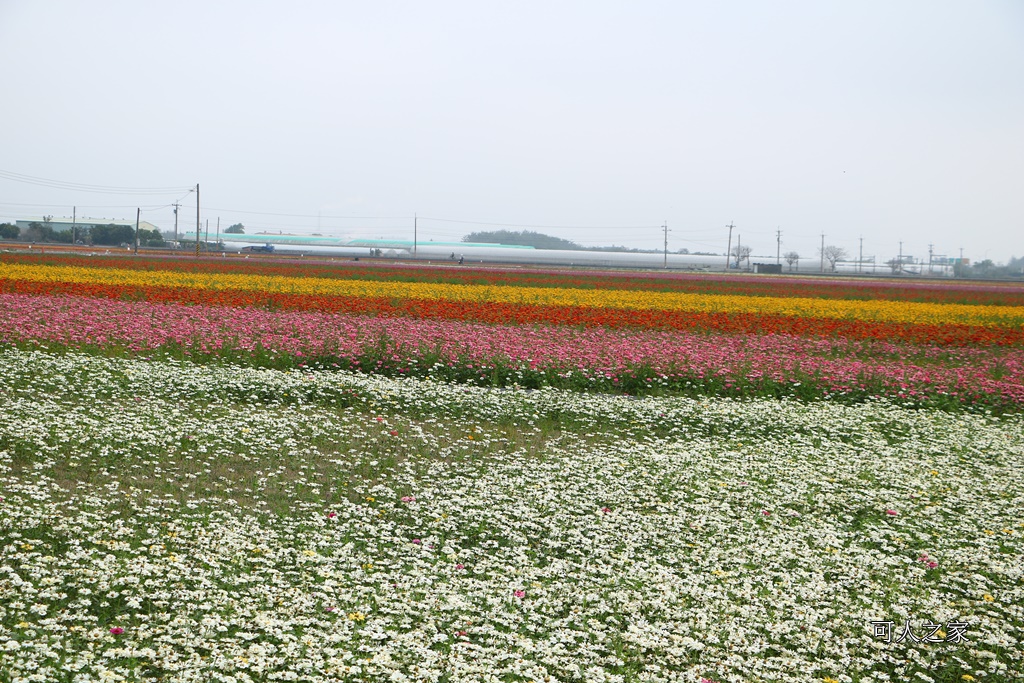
top-left (455, 563), bottom-right (465, 570)
top-left (927, 561), bottom-right (938, 569)
top-left (401, 496), bottom-right (415, 503)
top-left (325, 606), bottom-right (335, 612)
top-left (109, 627), bottom-right (124, 635)
top-left (327, 512), bottom-right (337, 519)
top-left (601, 507), bottom-right (612, 514)
top-left (885, 509), bottom-right (898, 516)
top-left (513, 590), bottom-right (525, 598)
top-left (411, 538), bottom-right (422, 545)
top-left (762, 510), bottom-right (771, 516)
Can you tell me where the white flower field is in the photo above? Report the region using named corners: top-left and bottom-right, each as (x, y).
top-left (1, 348), bottom-right (1021, 682)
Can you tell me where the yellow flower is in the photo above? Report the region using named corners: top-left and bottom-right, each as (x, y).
top-left (983, 594), bottom-right (995, 602)
top-left (962, 676), bottom-right (975, 681)
top-left (4, 262), bottom-right (1021, 328)
top-left (823, 677), bottom-right (840, 683)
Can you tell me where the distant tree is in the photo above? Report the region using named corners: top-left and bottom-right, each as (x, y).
top-left (463, 230), bottom-right (581, 250)
top-left (730, 244), bottom-right (752, 269)
top-left (225, 223), bottom-right (245, 234)
top-left (22, 222), bottom-right (47, 242)
top-left (91, 223), bottom-right (136, 246)
top-left (969, 259), bottom-right (997, 278)
top-left (677, 248), bottom-right (689, 254)
top-left (784, 251), bottom-right (800, 272)
top-left (887, 257), bottom-right (903, 274)
top-left (820, 245), bottom-right (848, 272)
top-left (0, 223), bottom-right (19, 239)
top-left (137, 228), bottom-right (165, 247)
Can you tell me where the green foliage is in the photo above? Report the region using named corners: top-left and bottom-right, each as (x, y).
top-left (0, 223), bottom-right (18, 239)
top-left (21, 222), bottom-right (73, 243)
top-left (462, 230), bottom-right (582, 250)
top-left (967, 257), bottom-right (1023, 279)
top-left (225, 223), bottom-right (245, 234)
top-left (137, 228), bottom-right (165, 247)
top-left (90, 223), bottom-right (136, 246)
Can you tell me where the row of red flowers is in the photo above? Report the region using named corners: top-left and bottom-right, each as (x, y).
top-left (6, 253), bottom-right (1024, 306)
top-left (4, 276), bottom-right (1022, 346)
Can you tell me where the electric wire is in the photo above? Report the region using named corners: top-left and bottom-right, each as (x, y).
top-left (0, 169), bottom-right (191, 195)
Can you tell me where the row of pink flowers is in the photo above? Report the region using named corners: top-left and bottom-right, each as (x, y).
top-left (1, 293), bottom-right (1021, 403)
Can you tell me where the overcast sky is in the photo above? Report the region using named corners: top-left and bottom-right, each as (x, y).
top-left (1, 1), bottom-right (1022, 264)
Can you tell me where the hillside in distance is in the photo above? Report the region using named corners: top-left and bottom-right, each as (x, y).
top-left (462, 230), bottom-right (678, 253)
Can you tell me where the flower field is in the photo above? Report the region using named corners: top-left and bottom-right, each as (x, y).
top-left (1, 253), bottom-right (1023, 682)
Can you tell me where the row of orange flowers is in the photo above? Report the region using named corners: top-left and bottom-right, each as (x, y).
top-left (7, 253), bottom-right (1024, 305)
top-left (3, 261), bottom-right (1023, 329)
top-left (4, 276), bottom-right (1023, 347)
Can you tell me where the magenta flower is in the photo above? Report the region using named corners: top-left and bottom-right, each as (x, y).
top-left (109, 627), bottom-right (124, 635)
top-left (513, 590), bottom-right (525, 598)
top-left (455, 563), bottom-right (465, 570)
top-left (885, 509), bottom-right (898, 516)
top-left (401, 496), bottom-right (415, 503)
top-left (327, 512), bottom-right (337, 519)
top-left (761, 510), bottom-right (771, 516)
top-left (601, 506), bottom-right (612, 514)
top-left (411, 538), bottom-right (422, 545)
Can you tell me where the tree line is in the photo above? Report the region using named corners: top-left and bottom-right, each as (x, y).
top-left (0, 222), bottom-right (165, 247)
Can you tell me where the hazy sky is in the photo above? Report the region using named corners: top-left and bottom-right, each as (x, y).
top-left (2, 1), bottom-right (1022, 264)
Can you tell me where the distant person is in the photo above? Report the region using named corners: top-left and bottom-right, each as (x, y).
top-left (458, 255), bottom-right (464, 265)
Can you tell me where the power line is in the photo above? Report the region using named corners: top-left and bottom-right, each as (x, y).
top-left (203, 207), bottom-right (411, 219)
top-left (0, 169), bottom-right (191, 195)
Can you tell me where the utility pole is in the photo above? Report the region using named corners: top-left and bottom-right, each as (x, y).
top-left (776, 227), bottom-right (781, 266)
top-left (216, 217), bottom-right (220, 249)
top-left (898, 241), bottom-right (903, 274)
top-left (928, 243), bottom-right (934, 275)
top-left (205, 219), bottom-right (209, 247)
top-left (195, 183), bottom-right (201, 258)
top-left (736, 234), bottom-right (743, 269)
top-left (172, 202), bottom-right (180, 246)
top-left (820, 233), bottom-right (825, 273)
top-left (959, 247), bottom-right (964, 278)
top-left (134, 207), bottom-right (140, 255)
top-left (725, 222), bottom-right (735, 272)
top-left (72, 206), bottom-right (76, 245)
top-left (414, 213), bottom-right (418, 257)
top-left (662, 222), bottom-right (670, 268)
top-left (859, 236), bottom-right (863, 274)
